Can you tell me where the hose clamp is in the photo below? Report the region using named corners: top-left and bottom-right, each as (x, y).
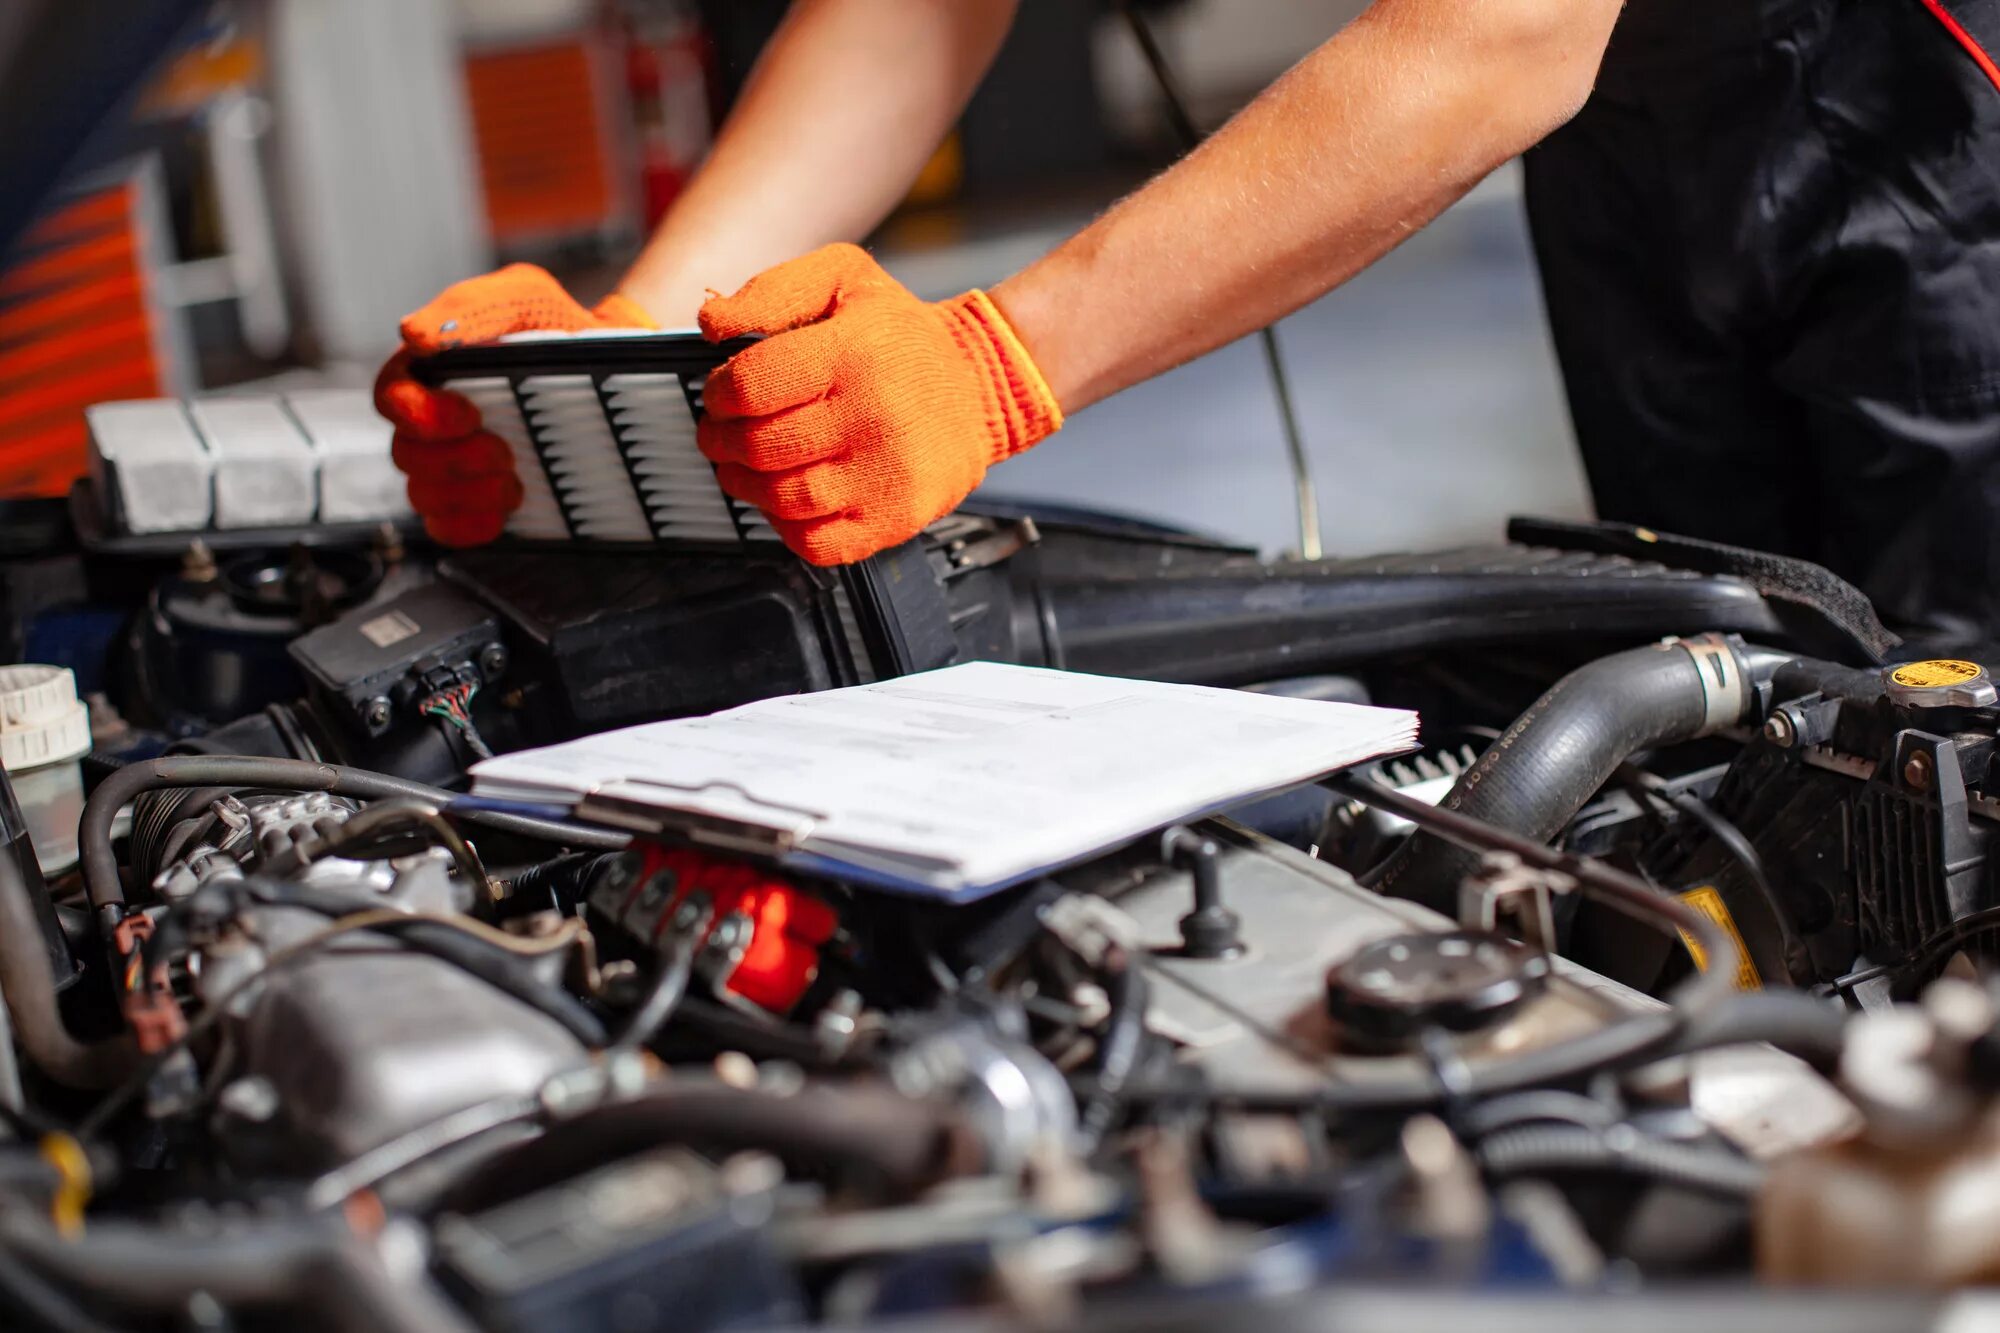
top-left (1677, 634), bottom-right (1747, 737)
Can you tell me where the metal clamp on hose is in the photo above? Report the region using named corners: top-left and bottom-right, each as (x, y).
top-left (1379, 634), bottom-right (1776, 913)
top-left (1676, 633), bottom-right (1750, 738)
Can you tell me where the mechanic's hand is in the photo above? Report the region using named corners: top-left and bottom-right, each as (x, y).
top-left (698, 243), bottom-right (1063, 566)
top-left (374, 264), bottom-right (655, 546)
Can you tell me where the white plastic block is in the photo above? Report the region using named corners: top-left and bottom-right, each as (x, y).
top-left (284, 388), bottom-right (413, 524)
top-left (189, 396), bottom-right (318, 528)
top-left (86, 400), bottom-right (215, 535)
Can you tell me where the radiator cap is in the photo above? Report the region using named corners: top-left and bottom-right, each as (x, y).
top-left (1884, 659), bottom-right (1998, 710)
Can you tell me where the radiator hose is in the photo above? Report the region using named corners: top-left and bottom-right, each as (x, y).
top-left (1378, 635), bottom-right (1777, 913)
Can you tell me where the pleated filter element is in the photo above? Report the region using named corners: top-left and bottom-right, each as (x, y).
top-left (519, 375), bottom-right (653, 542)
top-left (602, 373), bottom-right (739, 542)
top-left (443, 376), bottom-right (570, 540)
top-left (669, 369), bottom-right (780, 543)
top-left (423, 335), bottom-right (782, 545)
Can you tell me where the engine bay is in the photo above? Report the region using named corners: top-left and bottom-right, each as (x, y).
top-left (2, 497), bottom-right (1998, 1331)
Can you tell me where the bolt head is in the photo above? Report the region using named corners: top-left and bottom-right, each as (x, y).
top-left (363, 696), bottom-right (392, 729)
top-left (637, 871), bottom-right (676, 909)
top-left (1905, 750), bottom-right (1935, 792)
top-left (1764, 712), bottom-right (1796, 748)
top-left (217, 1076), bottom-right (280, 1123)
top-left (600, 851), bottom-right (644, 894)
top-left (478, 643), bottom-right (510, 681)
top-left (710, 913), bottom-right (753, 951)
top-left (669, 892), bottom-right (710, 933)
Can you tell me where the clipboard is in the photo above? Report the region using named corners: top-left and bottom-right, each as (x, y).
top-left (469, 662), bottom-right (1421, 903)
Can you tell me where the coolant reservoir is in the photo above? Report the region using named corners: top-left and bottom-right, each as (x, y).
top-left (1758, 986), bottom-right (2000, 1285)
top-left (0, 666), bottom-right (91, 874)
top-left (1759, 1112), bottom-right (2000, 1285)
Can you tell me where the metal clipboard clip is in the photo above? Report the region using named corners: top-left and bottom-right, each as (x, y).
top-left (574, 779), bottom-right (825, 860)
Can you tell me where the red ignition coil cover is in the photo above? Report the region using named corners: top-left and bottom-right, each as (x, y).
top-left (624, 845), bottom-right (838, 1014)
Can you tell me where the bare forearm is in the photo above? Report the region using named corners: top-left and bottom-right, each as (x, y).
top-left (991, 0), bottom-right (1620, 412)
top-left (618, 0), bottom-right (1016, 325)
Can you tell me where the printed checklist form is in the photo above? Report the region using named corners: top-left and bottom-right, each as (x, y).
top-left (471, 661), bottom-right (1419, 900)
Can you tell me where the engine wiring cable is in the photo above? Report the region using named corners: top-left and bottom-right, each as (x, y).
top-left (1073, 987), bottom-right (1843, 1118)
top-left (607, 931), bottom-right (698, 1055)
top-left (1452, 1088), bottom-right (1620, 1138)
top-left (1615, 763), bottom-right (1805, 980)
top-left (302, 1090), bottom-right (546, 1213)
top-left (268, 799), bottom-right (496, 905)
top-left (1063, 782), bottom-right (1813, 1116)
top-left (1324, 773), bottom-right (1742, 1016)
top-left (77, 907), bottom-right (592, 1140)
top-left (1818, 902), bottom-right (2000, 1000)
top-left (418, 681), bottom-right (494, 762)
top-left (1474, 1122), bottom-right (1766, 1198)
top-left (1115, 0), bottom-right (1322, 559)
top-left (0, 1240), bottom-right (120, 1333)
top-left (1076, 948), bottom-right (1152, 1150)
top-left (0, 1205), bottom-right (475, 1333)
top-left (221, 882), bottom-right (603, 1044)
top-left (80, 756), bottom-right (629, 914)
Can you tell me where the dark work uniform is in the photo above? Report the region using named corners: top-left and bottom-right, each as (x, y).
top-left (1524, 0), bottom-right (2000, 651)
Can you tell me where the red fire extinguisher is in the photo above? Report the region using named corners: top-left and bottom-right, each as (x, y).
top-left (623, 2), bottom-right (714, 228)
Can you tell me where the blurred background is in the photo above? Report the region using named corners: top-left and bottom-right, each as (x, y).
top-left (0, 0), bottom-right (1590, 555)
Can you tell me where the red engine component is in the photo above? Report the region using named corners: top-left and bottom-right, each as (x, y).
top-left (594, 844), bottom-right (838, 1015)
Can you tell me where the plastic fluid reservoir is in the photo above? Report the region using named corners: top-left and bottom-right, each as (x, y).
top-left (0, 666), bottom-right (92, 875)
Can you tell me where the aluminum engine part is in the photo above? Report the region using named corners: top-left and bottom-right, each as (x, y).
top-left (150, 790), bottom-right (405, 902)
top-left (154, 791), bottom-right (581, 1170)
top-left (887, 1016), bottom-right (1078, 1172)
top-left (1078, 819), bottom-right (1857, 1159)
top-left (212, 942), bottom-right (585, 1170)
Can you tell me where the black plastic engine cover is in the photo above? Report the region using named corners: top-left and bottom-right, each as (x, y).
top-left (441, 547), bottom-right (849, 739)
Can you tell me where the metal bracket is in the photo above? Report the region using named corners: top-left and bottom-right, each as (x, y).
top-left (1457, 852), bottom-right (1576, 955)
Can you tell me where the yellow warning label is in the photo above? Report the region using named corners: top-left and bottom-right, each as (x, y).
top-left (1677, 886), bottom-right (1762, 991)
top-left (1891, 659), bottom-right (1985, 689)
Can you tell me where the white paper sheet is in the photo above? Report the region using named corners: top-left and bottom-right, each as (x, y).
top-left (471, 662), bottom-right (1418, 897)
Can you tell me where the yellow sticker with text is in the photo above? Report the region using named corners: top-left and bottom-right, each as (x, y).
top-left (1677, 886), bottom-right (1762, 991)
top-left (1891, 659), bottom-right (1985, 689)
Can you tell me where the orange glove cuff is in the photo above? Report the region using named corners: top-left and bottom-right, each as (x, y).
top-left (695, 243), bottom-right (1068, 566)
top-left (939, 288), bottom-right (1064, 466)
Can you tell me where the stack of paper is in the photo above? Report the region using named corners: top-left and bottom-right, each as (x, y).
top-left (471, 662), bottom-right (1418, 900)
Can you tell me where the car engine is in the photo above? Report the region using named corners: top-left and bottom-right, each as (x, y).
top-left (0, 495), bottom-right (1997, 1332)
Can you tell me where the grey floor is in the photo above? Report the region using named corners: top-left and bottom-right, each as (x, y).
top-left (878, 165), bottom-right (1594, 558)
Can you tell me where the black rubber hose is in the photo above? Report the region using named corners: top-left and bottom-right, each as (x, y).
top-left (1475, 1122), bottom-right (1767, 1198)
top-left (0, 1213), bottom-right (474, 1333)
top-left (442, 1081), bottom-right (978, 1212)
top-left (608, 933), bottom-right (695, 1054)
top-left (0, 1244), bottom-right (116, 1333)
top-left (80, 756), bottom-right (628, 913)
top-left (1096, 988), bottom-right (1847, 1116)
top-left (1378, 638), bottom-right (1758, 912)
top-left (1647, 987), bottom-right (1851, 1072)
top-left (1079, 952), bottom-right (1150, 1148)
top-left (237, 880), bottom-right (606, 1046)
top-left (0, 854), bottom-right (135, 1088)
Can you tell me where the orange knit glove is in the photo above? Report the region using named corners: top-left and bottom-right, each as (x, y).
top-left (374, 263), bottom-right (655, 546)
top-left (698, 243), bottom-right (1063, 566)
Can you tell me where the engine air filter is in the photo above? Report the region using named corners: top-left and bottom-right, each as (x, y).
top-left (410, 332), bottom-right (772, 547)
